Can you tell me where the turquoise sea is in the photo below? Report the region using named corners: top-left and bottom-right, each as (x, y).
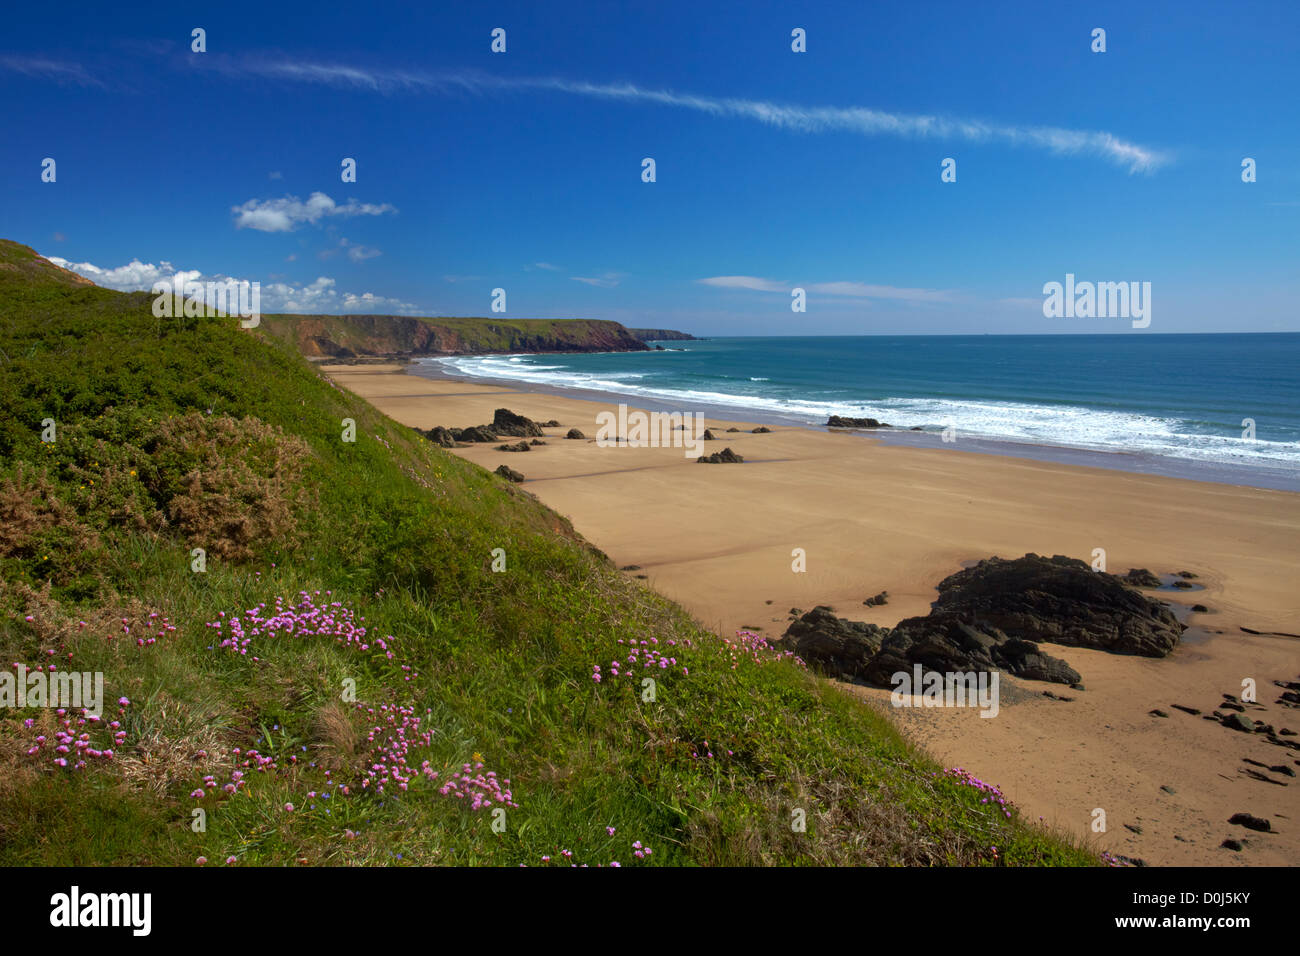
top-left (418, 333), bottom-right (1300, 490)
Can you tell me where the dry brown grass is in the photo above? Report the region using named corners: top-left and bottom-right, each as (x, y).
top-left (310, 700), bottom-right (363, 773)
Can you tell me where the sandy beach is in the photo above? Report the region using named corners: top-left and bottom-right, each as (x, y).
top-left (324, 362), bottom-right (1300, 866)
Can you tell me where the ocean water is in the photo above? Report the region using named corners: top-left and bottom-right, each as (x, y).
top-left (421, 334), bottom-right (1300, 489)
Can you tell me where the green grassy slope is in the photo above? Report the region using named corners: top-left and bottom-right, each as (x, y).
top-left (0, 240), bottom-right (1096, 866)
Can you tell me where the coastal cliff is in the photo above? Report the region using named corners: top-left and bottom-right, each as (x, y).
top-left (628, 327), bottom-right (697, 342)
top-left (259, 313), bottom-right (651, 359)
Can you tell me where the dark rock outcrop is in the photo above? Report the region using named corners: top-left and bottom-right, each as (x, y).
top-left (702, 429), bottom-right (718, 440)
top-left (933, 554), bottom-right (1184, 657)
top-left (751, 426), bottom-right (771, 434)
top-left (495, 441), bottom-right (531, 452)
top-left (1224, 713), bottom-right (1256, 733)
top-left (775, 607), bottom-right (885, 680)
top-left (1228, 813), bottom-right (1272, 832)
top-left (565, 428), bottom-right (585, 439)
top-left (453, 425), bottom-right (498, 443)
top-left (1122, 568), bottom-right (1162, 588)
top-left (494, 464), bottom-right (524, 483)
top-left (697, 447), bottom-right (744, 464)
top-left (777, 552), bottom-right (1185, 690)
top-left (863, 616), bottom-right (1081, 687)
top-left (827, 416), bottom-right (890, 429)
top-left (863, 591), bottom-right (889, 607)
top-left (424, 425), bottom-right (455, 447)
top-left (492, 408), bottom-right (544, 438)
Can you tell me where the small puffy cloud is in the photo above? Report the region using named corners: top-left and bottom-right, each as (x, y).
top-left (45, 254), bottom-right (418, 314)
top-left (231, 191), bottom-right (397, 232)
top-left (533, 261), bottom-right (560, 271)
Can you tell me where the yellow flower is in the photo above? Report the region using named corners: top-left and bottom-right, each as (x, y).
top-left (472, 752), bottom-right (484, 763)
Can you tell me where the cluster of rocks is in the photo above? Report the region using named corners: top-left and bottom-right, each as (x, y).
top-left (1173, 677), bottom-right (1298, 758)
top-left (1122, 567), bottom-right (1201, 589)
top-left (697, 447), bottom-right (744, 464)
top-left (421, 408), bottom-right (558, 447)
top-left (775, 554), bottom-right (1188, 689)
top-left (494, 464), bottom-right (524, 483)
top-left (863, 591), bottom-right (888, 607)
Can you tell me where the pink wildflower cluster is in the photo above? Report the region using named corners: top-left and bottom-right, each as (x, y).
top-left (23, 699), bottom-right (131, 771)
top-left (690, 738), bottom-right (735, 760)
top-left (592, 636), bottom-right (688, 684)
top-left (206, 592), bottom-right (407, 674)
top-left (436, 761), bottom-right (517, 810)
top-left (532, 833), bottom-right (652, 867)
top-left (720, 630), bottom-right (805, 670)
top-left (190, 767), bottom-right (248, 799)
top-left (358, 702), bottom-right (436, 795)
top-left (939, 767), bottom-right (1014, 820)
top-left (19, 611), bottom-right (174, 669)
top-left (355, 703), bottom-right (517, 810)
top-left (115, 612), bottom-right (176, 648)
top-left (188, 739), bottom-right (291, 801)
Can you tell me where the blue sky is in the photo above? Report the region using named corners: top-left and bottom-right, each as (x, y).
top-left (2, 0), bottom-right (1297, 335)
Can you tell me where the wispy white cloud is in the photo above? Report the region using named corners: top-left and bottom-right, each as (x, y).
top-left (571, 272), bottom-right (626, 288)
top-left (533, 262), bottom-right (561, 271)
top-left (698, 275), bottom-right (954, 302)
top-left (697, 275), bottom-right (788, 293)
top-left (232, 191), bottom-right (397, 232)
top-left (807, 281), bottom-right (953, 302)
top-left (44, 253), bottom-right (418, 314)
top-left (216, 59), bottom-right (1168, 172)
top-left (343, 240), bottom-right (381, 262)
top-left (0, 54), bottom-right (103, 87)
top-left (320, 238), bottom-right (383, 262)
